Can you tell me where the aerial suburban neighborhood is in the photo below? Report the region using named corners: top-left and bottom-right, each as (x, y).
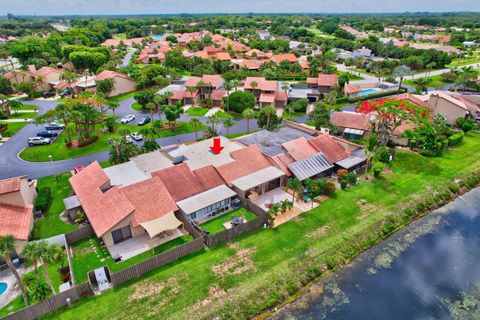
top-left (0, 2), bottom-right (479, 320)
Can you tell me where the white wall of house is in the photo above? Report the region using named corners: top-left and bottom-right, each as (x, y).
top-left (107, 76), bottom-right (136, 97)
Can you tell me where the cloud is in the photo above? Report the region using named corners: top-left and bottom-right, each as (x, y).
top-left (0, 0), bottom-right (479, 15)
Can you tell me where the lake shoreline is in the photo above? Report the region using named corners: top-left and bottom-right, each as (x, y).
top-left (257, 180), bottom-right (480, 320)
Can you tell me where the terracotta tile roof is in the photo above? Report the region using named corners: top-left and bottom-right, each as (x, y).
top-left (317, 74), bottom-right (339, 87)
top-left (306, 77), bottom-right (318, 85)
top-left (270, 153), bottom-right (294, 176)
top-left (216, 145), bottom-right (272, 186)
top-left (120, 177), bottom-right (178, 228)
top-left (244, 77), bottom-right (277, 91)
top-left (331, 111), bottom-right (371, 131)
top-left (185, 77), bottom-right (201, 87)
top-left (0, 176), bottom-right (22, 195)
top-left (245, 49), bottom-right (267, 58)
top-left (35, 67), bottom-right (62, 78)
top-left (395, 93), bottom-right (427, 106)
top-left (70, 162), bottom-right (135, 237)
top-left (201, 74), bottom-right (224, 88)
top-left (344, 84), bottom-right (362, 95)
top-left (170, 90), bottom-right (186, 100)
top-left (204, 46), bottom-right (222, 54)
top-left (4, 70), bottom-right (32, 79)
top-left (282, 137), bottom-right (318, 161)
top-left (307, 135), bottom-right (351, 163)
top-left (299, 60), bottom-right (309, 69)
top-left (215, 52), bottom-right (232, 61)
top-left (259, 93), bottom-right (275, 103)
top-left (269, 53), bottom-right (298, 64)
top-left (94, 70), bottom-right (131, 81)
top-left (210, 89), bottom-right (227, 101)
top-left (275, 91), bottom-right (288, 102)
top-left (194, 51), bottom-right (209, 59)
top-left (238, 60), bottom-right (264, 69)
top-left (0, 203), bottom-right (33, 240)
top-left (152, 163), bottom-right (224, 201)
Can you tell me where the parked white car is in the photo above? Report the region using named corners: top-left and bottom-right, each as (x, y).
top-left (131, 132), bottom-right (143, 141)
top-left (120, 115), bottom-right (135, 124)
top-left (28, 137), bottom-right (51, 146)
top-left (125, 135), bottom-right (133, 144)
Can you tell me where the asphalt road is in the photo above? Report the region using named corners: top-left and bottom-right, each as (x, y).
top-left (0, 97), bottom-right (307, 180)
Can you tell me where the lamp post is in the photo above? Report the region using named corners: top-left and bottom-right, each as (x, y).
top-left (48, 155), bottom-right (58, 182)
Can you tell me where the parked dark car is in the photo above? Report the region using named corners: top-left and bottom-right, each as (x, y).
top-left (37, 131), bottom-right (58, 138)
top-left (42, 91), bottom-right (56, 98)
top-left (137, 117), bottom-right (151, 126)
top-left (60, 89), bottom-right (72, 98)
top-left (45, 123), bottom-right (65, 130)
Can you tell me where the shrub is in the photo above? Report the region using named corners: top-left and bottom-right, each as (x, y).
top-left (228, 90), bottom-right (255, 114)
top-left (373, 163), bottom-right (386, 177)
top-left (375, 147), bottom-right (390, 163)
top-left (325, 180), bottom-right (336, 196)
top-left (337, 169), bottom-right (348, 182)
top-left (344, 172), bottom-right (358, 185)
top-left (447, 183), bottom-right (460, 194)
top-left (35, 187), bottom-right (52, 212)
top-left (286, 98), bottom-right (308, 113)
top-left (340, 179), bottom-right (348, 190)
top-left (152, 120), bottom-right (162, 129)
top-left (448, 131), bottom-right (464, 146)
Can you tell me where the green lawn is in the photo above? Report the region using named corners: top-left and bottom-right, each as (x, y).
top-left (403, 75), bottom-right (453, 88)
top-left (199, 208), bottom-right (257, 235)
top-left (18, 104), bottom-right (38, 111)
top-left (33, 173), bottom-right (78, 239)
top-left (216, 111), bottom-right (243, 119)
top-left (8, 112), bottom-right (38, 119)
top-left (225, 130), bottom-right (259, 139)
top-left (18, 120), bottom-right (206, 162)
top-left (0, 296), bottom-right (25, 318)
top-left (447, 58), bottom-right (480, 68)
top-left (35, 134), bottom-right (480, 320)
top-left (107, 91), bottom-right (137, 103)
top-left (113, 33), bottom-right (126, 40)
top-left (130, 102), bottom-right (143, 111)
top-left (71, 235), bottom-right (194, 284)
top-left (0, 122), bottom-right (27, 137)
top-left (187, 107), bottom-right (209, 117)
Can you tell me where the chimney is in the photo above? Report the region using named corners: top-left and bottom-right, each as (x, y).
top-left (28, 64), bottom-right (36, 74)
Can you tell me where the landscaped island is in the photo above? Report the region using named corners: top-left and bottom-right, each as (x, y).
top-left (39, 132), bottom-right (480, 320)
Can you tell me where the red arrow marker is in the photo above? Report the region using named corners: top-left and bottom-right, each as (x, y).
top-left (209, 137), bottom-right (224, 154)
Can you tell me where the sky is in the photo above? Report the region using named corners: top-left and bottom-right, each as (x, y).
top-left (0, 0), bottom-right (479, 16)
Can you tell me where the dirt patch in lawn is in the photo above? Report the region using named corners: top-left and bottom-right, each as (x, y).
top-left (130, 277), bottom-right (179, 300)
top-left (212, 247), bottom-right (257, 279)
top-left (356, 198), bottom-right (384, 220)
top-left (305, 225), bottom-right (332, 239)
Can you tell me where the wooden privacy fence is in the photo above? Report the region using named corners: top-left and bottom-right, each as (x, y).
top-left (3, 282), bottom-right (93, 320)
top-left (110, 237), bottom-right (204, 287)
top-left (203, 199), bottom-right (268, 248)
top-left (64, 224), bottom-right (95, 245)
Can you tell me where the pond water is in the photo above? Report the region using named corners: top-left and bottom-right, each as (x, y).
top-left (271, 188), bottom-right (480, 319)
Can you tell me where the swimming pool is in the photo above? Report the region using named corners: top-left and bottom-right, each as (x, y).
top-left (152, 35), bottom-right (164, 40)
top-left (0, 282), bottom-right (8, 295)
top-left (357, 88), bottom-right (380, 97)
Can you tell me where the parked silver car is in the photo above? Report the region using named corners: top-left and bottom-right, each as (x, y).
top-left (120, 115), bottom-right (136, 124)
top-left (28, 137), bottom-right (51, 146)
top-left (131, 132), bottom-right (144, 141)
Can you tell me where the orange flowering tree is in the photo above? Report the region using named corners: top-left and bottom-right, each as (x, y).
top-left (356, 98), bottom-right (430, 146)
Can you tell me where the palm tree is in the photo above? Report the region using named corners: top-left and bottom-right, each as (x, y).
top-left (242, 108), bottom-right (256, 133)
top-left (393, 65), bottom-right (412, 93)
top-left (223, 81), bottom-right (233, 112)
top-left (207, 113), bottom-right (221, 132)
top-left (0, 236), bottom-right (29, 305)
top-left (222, 116), bottom-right (234, 136)
top-left (364, 134), bottom-right (379, 180)
top-left (286, 177), bottom-right (302, 202)
top-left (413, 77), bottom-right (429, 94)
top-left (250, 81), bottom-right (258, 105)
top-left (196, 80), bottom-right (206, 100)
top-left (146, 102), bottom-right (156, 120)
top-left (59, 70), bottom-right (79, 98)
top-left (108, 101), bottom-right (119, 116)
top-left (185, 86), bottom-right (197, 105)
top-left (231, 79), bottom-right (241, 91)
top-left (281, 83), bottom-right (289, 97)
top-left (40, 243), bottom-right (64, 294)
top-left (189, 117), bottom-right (201, 140)
top-left (22, 241), bottom-right (46, 277)
top-left (280, 199), bottom-right (293, 214)
top-left (324, 90), bottom-right (337, 106)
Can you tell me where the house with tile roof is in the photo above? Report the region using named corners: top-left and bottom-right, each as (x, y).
top-left (93, 70), bottom-right (136, 98)
top-left (427, 92), bottom-right (471, 125)
top-left (243, 77), bottom-right (288, 109)
top-left (306, 74), bottom-right (339, 98)
top-left (0, 176), bottom-right (37, 252)
top-left (236, 121), bottom-right (366, 180)
top-left (68, 162), bottom-right (185, 260)
top-left (331, 111), bottom-right (372, 140)
top-left (184, 74), bottom-right (224, 100)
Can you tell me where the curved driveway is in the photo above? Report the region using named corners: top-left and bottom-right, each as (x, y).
top-left (0, 97), bottom-right (307, 180)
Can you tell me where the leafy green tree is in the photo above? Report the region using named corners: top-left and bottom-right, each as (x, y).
top-left (28, 279), bottom-right (50, 303)
top-left (308, 102), bottom-right (330, 130)
top-left (0, 76), bottom-right (12, 95)
top-left (286, 177), bottom-right (302, 202)
top-left (109, 138), bottom-right (140, 164)
top-left (228, 90), bottom-right (255, 114)
top-left (456, 117), bottom-right (478, 134)
top-left (96, 78), bottom-right (115, 96)
top-left (163, 103), bottom-right (184, 129)
top-left (134, 90), bottom-right (155, 109)
top-left (0, 236), bottom-right (29, 305)
top-left (69, 51), bottom-right (108, 73)
top-left (256, 105), bottom-right (281, 131)
top-left (22, 241), bottom-right (47, 277)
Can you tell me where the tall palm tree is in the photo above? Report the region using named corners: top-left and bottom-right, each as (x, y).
top-left (286, 177), bottom-right (302, 202)
top-left (231, 79), bottom-right (241, 91)
top-left (59, 70), bottom-right (79, 98)
top-left (196, 80), bottom-right (206, 99)
top-left (363, 134), bottom-right (379, 180)
top-left (21, 241), bottom-right (46, 277)
top-left (242, 108), bottom-right (256, 133)
top-left (393, 65), bottom-right (412, 93)
top-left (250, 81), bottom-right (258, 105)
top-left (0, 236), bottom-right (29, 305)
top-left (281, 83), bottom-right (289, 97)
top-left (189, 117), bottom-right (201, 140)
top-left (146, 102), bottom-right (156, 120)
top-left (40, 243), bottom-right (64, 294)
top-left (185, 86), bottom-right (197, 105)
top-left (222, 116), bottom-right (234, 136)
top-left (223, 81), bottom-right (233, 112)
top-left (207, 113), bottom-right (221, 131)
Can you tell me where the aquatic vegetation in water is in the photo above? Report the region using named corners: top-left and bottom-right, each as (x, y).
top-left (311, 282), bottom-right (350, 319)
top-left (445, 284), bottom-right (480, 320)
top-left (368, 215), bottom-right (443, 274)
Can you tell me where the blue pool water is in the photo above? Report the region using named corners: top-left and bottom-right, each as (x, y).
top-left (0, 282), bottom-right (7, 295)
top-left (152, 35), bottom-right (164, 40)
top-left (358, 89), bottom-right (379, 96)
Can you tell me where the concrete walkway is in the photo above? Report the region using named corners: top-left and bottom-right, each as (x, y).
top-left (205, 107), bottom-right (221, 117)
